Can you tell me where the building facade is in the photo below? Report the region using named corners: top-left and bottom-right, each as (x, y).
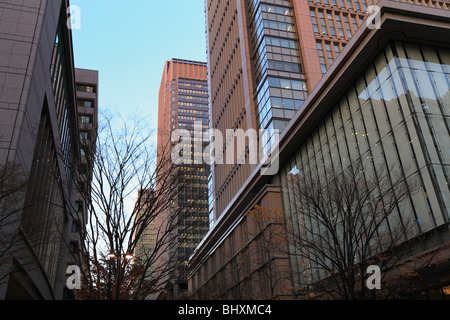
top-left (207, 0), bottom-right (379, 227)
top-left (155, 58), bottom-right (210, 299)
top-left (66, 68), bottom-right (99, 299)
top-left (0, 0), bottom-right (84, 299)
top-left (188, 0), bottom-right (450, 299)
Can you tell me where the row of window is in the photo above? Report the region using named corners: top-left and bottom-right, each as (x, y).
top-left (265, 36), bottom-right (298, 50)
top-left (76, 84), bottom-right (96, 93)
top-left (78, 115), bottom-right (92, 124)
top-left (250, 2), bottom-right (296, 50)
top-left (178, 115), bottom-right (209, 122)
top-left (177, 206), bottom-right (209, 213)
top-left (257, 97), bottom-right (304, 135)
top-left (77, 99), bottom-right (94, 108)
top-left (177, 123), bottom-right (209, 129)
top-left (256, 75), bottom-right (307, 151)
top-left (261, 3), bottom-right (293, 16)
top-left (179, 166), bottom-right (208, 172)
top-left (310, 7), bottom-right (366, 39)
top-left (268, 59), bottom-right (302, 73)
top-left (310, 0), bottom-right (378, 12)
top-left (262, 19), bottom-right (295, 33)
top-left (178, 88), bottom-right (209, 96)
top-left (178, 94), bottom-right (209, 103)
top-left (253, 35), bottom-right (301, 86)
top-left (267, 77), bottom-right (308, 91)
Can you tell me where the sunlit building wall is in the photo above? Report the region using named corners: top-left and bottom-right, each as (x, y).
top-left (189, 0), bottom-right (450, 300)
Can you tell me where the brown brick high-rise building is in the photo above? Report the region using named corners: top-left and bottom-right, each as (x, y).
top-left (208, 0), bottom-right (381, 227)
top-left (156, 59), bottom-right (210, 299)
top-left (189, 0), bottom-right (450, 299)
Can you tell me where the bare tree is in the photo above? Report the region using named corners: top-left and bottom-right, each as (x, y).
top-left (246, 205), bottom-right (292, 299)
top-left (284, 162), bottom-right (426, 299)
top-left (63, 112), bottom-right (183, 300)
top-left (0, 162), bottom-right (31, 282)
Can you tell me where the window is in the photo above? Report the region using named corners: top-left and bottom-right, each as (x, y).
top-left (328, 11), bottom-right (336, 37)
top-left (77, 99), bottom-right (93, 108)
top-left (263, 20), bottom-right (296, 33)
top-left (74, 200), bottom-right (83, 213)
top-left (77, 85), bottom-right (96, 93)
top-left (311, 9), bottom-right (319, 35)
top-left (79, 115), bottom-right (92, 124)
top-left (267, 77), bottom-right (307, 92)
top-left (261, 4), bottom-right (293, 16)
top-left (325, 41), bottom-right (334, 66)
top-left (71, 221), bottom-right (79, 233)
top-left (80, 131), bottom-right (89, 140)
top-left (69, 241), bottom-right (79, 254)
top-left (317, 41), bottom-right (328, 74)
top-left (343, 14), bottom-right (353, 38)
top-left (318, 10), bottom-right (328, 37)
top-left (335, 13), bottom-right (345, 38)
top-left (268, 60), bottom-right (302, 73)
top-left (266, 36), bottom-right (298, 49)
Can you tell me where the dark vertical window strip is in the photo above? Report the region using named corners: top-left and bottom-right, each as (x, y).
top-left (50, 22), bottom-right (74, 190)
top-left (369, 53), bottom-right (414, 234)
top-left (23, 113), bottom-right (47, 242)
top-left (383, 43), bottom-right (422, 232)
top-left (392, 42), bottom-right (438, 227)
top-left (323, 114), bottom-right (336, 174)
top-left (401, 42), bottom-right (444, 226)
top-left (22, 104), bottom-right (64, 284)
top-left (300, 144), bottom-right (317, 285)
top-left (36, 124), bottom-right (53, 259)
top-left (367, 60), bottom-right (399, 234)
top-left (434, 47), bottom-right (450, 217)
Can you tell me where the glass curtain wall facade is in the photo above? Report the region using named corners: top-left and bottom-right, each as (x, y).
top-left (249, 0), bottom-right (308, 153)
top-left (21, 103), bottom-right (66, 289)
top-left (281, 41), bottom-right (450, 291)
top-left (12, 1), bottom-right (80, 298)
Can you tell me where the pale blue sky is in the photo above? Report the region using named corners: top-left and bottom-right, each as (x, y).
top-left (70, 0), bottom-right (207, 129)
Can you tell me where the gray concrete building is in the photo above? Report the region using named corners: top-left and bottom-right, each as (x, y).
top-left (64, 68), bottom-right (98, 300)
top-left (0, 0), bottom-right (83, 300)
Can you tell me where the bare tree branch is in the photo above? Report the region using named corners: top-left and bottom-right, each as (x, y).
top-left (52, 111), bottom-right (185, 300)
top-left (283, 161), bottom-right (426, 299)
